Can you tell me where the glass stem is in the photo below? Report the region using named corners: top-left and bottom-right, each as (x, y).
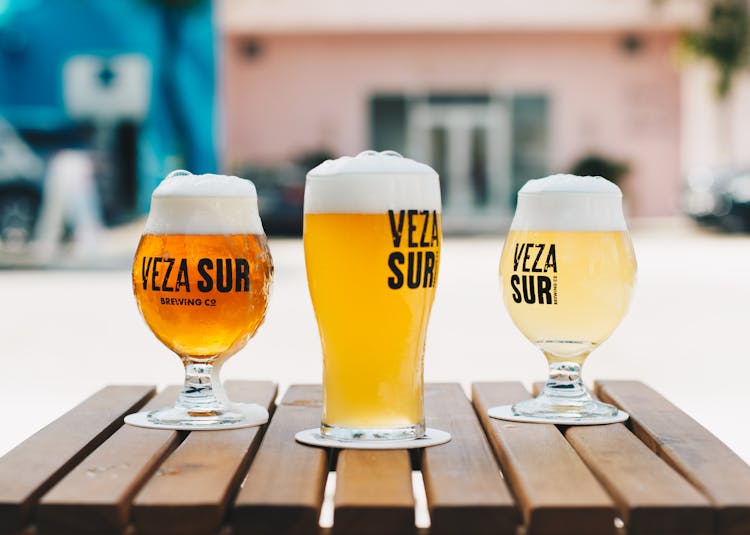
top-left (543, 356), bottom-right (590, 401)
top-left (177, 360), bottom-right (228, 415)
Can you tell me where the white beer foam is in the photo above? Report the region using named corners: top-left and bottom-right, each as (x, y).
top-left (520, 174), bottom-right (622, 195)
top-left (512, 174), bottom-right (627, 231)
top-left (144, 170), bottom-right (264, 235)
top-left (305, 151), bottom-right (441, 213)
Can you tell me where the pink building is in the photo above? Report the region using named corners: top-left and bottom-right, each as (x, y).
top-left (219, 0), bottom-right (704, 228)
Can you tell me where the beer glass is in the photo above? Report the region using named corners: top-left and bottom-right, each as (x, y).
top-left (499, 174), bottom-right (636, 421)
top-left (304, 151), bottom-right (441, 440)
top-left (131, 170), bottom-right (273, 428)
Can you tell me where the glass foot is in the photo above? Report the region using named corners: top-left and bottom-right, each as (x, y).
top-left (321, 421), bottom-right (425, 441)
top-left (125, 402), bottom-right (269, 430)
top-left (512, 390), bottom-right (618, 422)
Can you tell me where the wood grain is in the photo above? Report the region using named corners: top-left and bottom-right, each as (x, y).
top-left (566, 424), bottom-right (713, 534)
top-left (231, 384), bottom-right (328, 535)
top-left (37, 386), bottom-right (183, 534)
top-left (131, 381), bottom-right (277, 535)
top-left (532, 381), bottom-right (712, 533)
top-left (597, 380), bottom-right (750, 535)
top-left (472, 382), bottom-right (615, 535)
top-left (421, 383), bottom-right (518, 535)
top-left (333, 449), bottom-right (414, 535)
top-left (0, 385), bottom-right (154, 533)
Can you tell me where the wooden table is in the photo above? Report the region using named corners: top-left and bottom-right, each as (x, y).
top-left (2, 381), bottom-right (749, 535)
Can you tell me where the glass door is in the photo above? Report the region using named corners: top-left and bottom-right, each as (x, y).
top-left (407, 97), bottom-right (512, 227)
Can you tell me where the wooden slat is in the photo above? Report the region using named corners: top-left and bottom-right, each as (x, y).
top-left (36, 386), bottom-right (184, 534)
top-left (131, 381), bottom-right (278, 535)
top-left (530, 381), bottom-right (713, 534)
top-left (597, 380), bottom-right (750, 535)
top-left (0, 385), bottom-right (155, 533)
top-left (566, 424), bottom-right (713, 535)
top-left (333, 449), bottom-right (414, 535)
top-left (231, 384), bottom-right (328, 535)
top-left (421, 383), bottom-right (519, 535)
top-left (472, 382), bottom-right (615, 535)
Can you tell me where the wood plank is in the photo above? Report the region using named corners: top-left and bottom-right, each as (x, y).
top-left (421, 383), bottom-right (519, 535)
top-left (566, 424), bottom-right (713, 535)
top-left (597, 380), bottom-right (750, 535)
top-left (472, 382), bottom-right (615, 535)
top-left (131, 381), bottom-right (278, 535)
top-left (36, 386), bottom-right (184, 534)
top-left (333, 450), bottom-right (414, 535)
top-left (531, 381), bottom-right (713, 534)
top-left (231, 384), bottom-right (328, 535)
top-left (0, 385), bottom-right (155, 534)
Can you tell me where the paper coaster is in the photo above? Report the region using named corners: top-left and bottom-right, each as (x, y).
top-left (295, 427), bottom-right (451, 449)
top-left (124, 403), bottom-right (269, 431)
top-left (488, 405), bottom-right (629, 426)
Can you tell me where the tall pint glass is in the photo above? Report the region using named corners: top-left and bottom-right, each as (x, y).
top-left (304, 151), bottom-right (441, 440)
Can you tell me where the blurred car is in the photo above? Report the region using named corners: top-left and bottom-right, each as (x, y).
top-left (684, 166), bottom-right (750, 232)
top-left (247, 164), bottom-right (306, 236)
top-left (240, 152), bottom-right (332, 236)
top-left (0, 117), bottom-right (44, 251)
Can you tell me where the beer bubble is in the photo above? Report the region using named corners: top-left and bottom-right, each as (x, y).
top-left (144, 171), bottom-right (264, 235)
top-left (512, 174), bottom-right (627, 231)
top-left (165, 169), bottom-right (192, 180)
top-left (305, 150), bottom-right (441, 213)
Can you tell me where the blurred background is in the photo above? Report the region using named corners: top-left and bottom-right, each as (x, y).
top-left (1, 0), bottom-right (750, 460)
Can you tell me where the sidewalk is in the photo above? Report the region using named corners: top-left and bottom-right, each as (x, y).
top-left (3, 218), bottom-right (749, 463)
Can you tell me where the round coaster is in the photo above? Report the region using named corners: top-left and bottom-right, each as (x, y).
top-left (488, 405), bottom-right (629, 426)
top-left (295, 427), bottom-right (451, 449)
top-left (124, 403), bottom-right (269, 431)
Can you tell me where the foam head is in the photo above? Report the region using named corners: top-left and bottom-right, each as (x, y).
top-left (511, 174), bottom-right (626, 231)
top-left (144, 170), bottom-right (264, 235)
top-left (305, 151), bottom-right (441, 213)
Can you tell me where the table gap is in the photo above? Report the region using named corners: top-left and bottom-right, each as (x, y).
top-left (411, 470), bottom-right (430, 529)
top-left (319, 470), bottom-right (336, 529)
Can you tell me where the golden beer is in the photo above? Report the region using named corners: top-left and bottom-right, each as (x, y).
top-left (305, 212), bottom-right (440, 431)
top-left (304, 150), bottom-right (442, 440)
top-left (133, 233), bottom-right (272, 361)
top-left (499, 230), bottom-right (636, 362)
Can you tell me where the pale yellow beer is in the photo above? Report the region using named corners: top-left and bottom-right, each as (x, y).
top-left (305, 212), bottom-right (440, 431)
top-left (133, 233), bottom-right (272, 361)
top-left (304, 151), bottom-right (442, 440)
top-left (495, 173), bottom-right (637, 422)
top-left (499, 230), bottom-right (636, 362)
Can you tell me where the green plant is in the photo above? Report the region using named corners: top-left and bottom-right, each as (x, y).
top-left (681, 0), bottom-right (750, 98)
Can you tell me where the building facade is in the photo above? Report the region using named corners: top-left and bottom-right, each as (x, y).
top-left (219, 0), bottom-right (705, 228)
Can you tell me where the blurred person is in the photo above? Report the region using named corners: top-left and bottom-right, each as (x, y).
top-left (32, 150), bottom-right (103, 262)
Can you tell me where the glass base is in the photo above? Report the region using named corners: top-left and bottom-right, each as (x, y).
top-left (136, 402), bottom-right (269, 430)
top-left (512, 391), bottom-right (618, 422)
top-left (321, 421), bottom-right (425, 441)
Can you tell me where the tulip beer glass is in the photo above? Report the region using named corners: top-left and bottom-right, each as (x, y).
top-left (304, 151), bottom-right (441, 440)
top-left (499, 174), bottom-right (636, 421)
top-left (131, 170), bottom-right (273, 428)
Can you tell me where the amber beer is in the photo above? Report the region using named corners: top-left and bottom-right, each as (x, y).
top-left (128, 171), bottom-right (273, 428)
top-left (304, 151), bottom-right (441, 440)
top-left (133, 233), bottom-right (272, 360)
